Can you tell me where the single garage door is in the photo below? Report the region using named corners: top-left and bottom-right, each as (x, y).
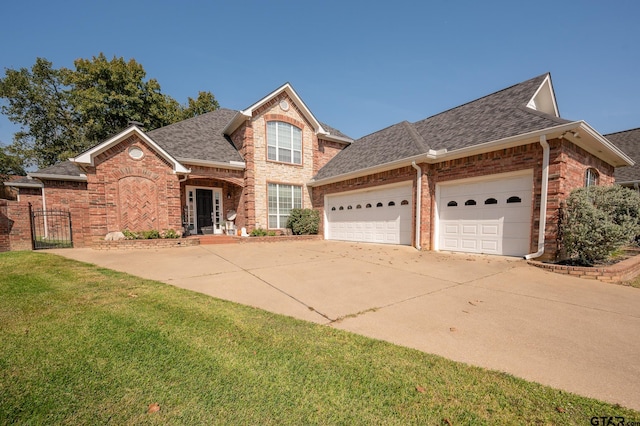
top-left (437, 173), bottom-right (533, 256)
top-left (326, 184), bottom-right (412, 245)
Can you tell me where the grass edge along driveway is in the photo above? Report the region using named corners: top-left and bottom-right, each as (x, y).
top-left (1, 251), bottom-right (638, 425)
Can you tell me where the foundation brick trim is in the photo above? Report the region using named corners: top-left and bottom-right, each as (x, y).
top-left (528, 252), bottom-right (640, 283)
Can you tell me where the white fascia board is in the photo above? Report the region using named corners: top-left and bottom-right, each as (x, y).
top-left (577, 121), bottom-right (634, 166)
top-left (4, 180), bottom-right (43, 188)
top-left (318, 133), bottom-right (353, 144)
top-left (71, 126), bottom-right (190, 174)
top-left (221, 111), bottom-right (251, 136)
top-left (177, 158), bottom-right (246, 170)
top-left (307, 153), bottom-right (427, 187)
top-left (228, 83), bottom-right (325, 136)
top-left (28, 173), bottom-right (88, 181)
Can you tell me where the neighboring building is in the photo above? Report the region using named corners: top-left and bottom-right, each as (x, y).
top-left (5, 73), bottom-right (634, 260)
top-left (606, 128), bottom-right (640, 190)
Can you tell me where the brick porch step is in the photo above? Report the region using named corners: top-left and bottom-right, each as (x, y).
top-left (195, 235), bottom-right (239, 245)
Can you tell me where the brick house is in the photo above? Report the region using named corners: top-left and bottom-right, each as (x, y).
top-left (4, 73), bottom-right (634, 260)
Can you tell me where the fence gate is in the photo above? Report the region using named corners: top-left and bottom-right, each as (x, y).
top-left (30, 205), bottom-right (73, 250)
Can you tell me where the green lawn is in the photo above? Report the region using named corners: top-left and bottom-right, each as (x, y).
top-left (0, 252), bottom-right (638, 425)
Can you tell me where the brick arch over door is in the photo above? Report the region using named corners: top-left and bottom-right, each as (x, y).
top-left (117, 176), bottom-right (159, 231)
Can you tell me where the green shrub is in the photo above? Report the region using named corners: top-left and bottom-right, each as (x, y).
top-left (286, 208), bottom-right (320, 235)
top-left (121, 229), bottom-right (180, 240)
top-left (250, 228), bottom-right (268, 237)
top-left (560, 185), bottom-right (640, 265)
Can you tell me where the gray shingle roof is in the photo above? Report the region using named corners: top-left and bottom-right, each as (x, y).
top-left (147, 108), bottom-right (245, 164)
top-left (607, 128), bottom-right (640, 183)
top-left (315, 73), bottom-right (571, 181)
top-left (32, 161), bottom-right (85, 177)
top-left (319, 122), bottom-right (352, 140)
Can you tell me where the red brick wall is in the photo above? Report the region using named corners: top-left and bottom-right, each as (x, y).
top-left (85, 134), bottom-right (182, 242)
top-left (230, 123), bottom-right (256, 231)
top-left (0, 200), bottom-right (33, 251)
top-left (314, 138), bottom-right (346, 174)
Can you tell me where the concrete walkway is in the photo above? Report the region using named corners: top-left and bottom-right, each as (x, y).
top-left (51, 240), bottom-right (640, 410)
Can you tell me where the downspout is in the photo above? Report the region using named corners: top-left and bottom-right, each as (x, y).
top-left (411, 162), bottom-right (422, 250)
top-left (525, 135), bottom-right (550, 260)
top-left (41, 186), bottom-right (48, 239)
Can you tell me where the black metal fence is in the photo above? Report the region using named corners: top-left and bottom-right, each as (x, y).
top-left (30, 205), bottom-right (73, 250)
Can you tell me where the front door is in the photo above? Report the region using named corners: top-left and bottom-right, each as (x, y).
top-left (186, 186), bottom-right (223, 235)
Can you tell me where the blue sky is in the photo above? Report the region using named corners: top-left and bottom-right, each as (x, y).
top-left (1, 0), bottom-right (638, 146)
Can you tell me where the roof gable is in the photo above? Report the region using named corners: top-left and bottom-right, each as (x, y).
top-left (223, 83), bottom-right (352, 144)
top-left (72, 126), bottom-right (190, 174)
top-left (526, 74), bottom-right (559, 117)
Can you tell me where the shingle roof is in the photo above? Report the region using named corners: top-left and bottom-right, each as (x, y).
top-left (319, 122), bottom-right (352, 140)
top-left (315, 73), bottom-right (571, 181)
top-left (607, 128), bottom-right (640, 183)
top-left (31, 161), bottom-right (85, 177)
top-left (147, 108), bottom-right (245, 164)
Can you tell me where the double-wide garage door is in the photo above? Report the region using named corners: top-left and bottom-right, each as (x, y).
top-left (438, 173), bottom-right (533, 256)
top-left (326, 184), bottom-right (412, 245)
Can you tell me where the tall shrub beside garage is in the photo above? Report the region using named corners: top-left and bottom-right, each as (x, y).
top-left (560, 185), bottom-right (640, 265)
top-left (287, 208), bottom-right (320, 235)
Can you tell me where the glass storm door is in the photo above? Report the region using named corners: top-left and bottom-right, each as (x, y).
top-left (186, 187), bottom-right (223, 235)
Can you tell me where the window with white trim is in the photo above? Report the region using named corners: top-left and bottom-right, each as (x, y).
top-left (267, 121), bottom-right (302, 164)
top-left (268, 183), bottom-right (302, 228)
top-left (585, 168), bottom-right (599, 187)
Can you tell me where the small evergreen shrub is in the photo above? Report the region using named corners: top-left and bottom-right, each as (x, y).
top-left (286, 208), bottom-right (320, 235)
top-left (560, 185), bottom-right (640, 265)
top-left (122, 229), bottom-right (181, 240)
top-left (250, 228), bottom-right (268, 237)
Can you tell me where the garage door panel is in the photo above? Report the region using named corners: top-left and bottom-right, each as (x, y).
top-left (327, 184), bottom-right (412, 246)
top-left (438, 174), bottom-right (532, 256)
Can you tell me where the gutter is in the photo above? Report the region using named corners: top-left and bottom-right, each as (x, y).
top-left (411, 162), bottom-right (422, 250)
top-left (525, 135), bottom-right (550, 260)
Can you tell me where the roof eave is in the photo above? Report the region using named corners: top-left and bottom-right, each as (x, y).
top-left (3, 180), bottom-right (43, 188)
top-left (28, 173), bottom-right (88, 182)
top-left (318, 133), bottom-right (353, 144)
top-left (71, 126), bottom-right (190, 174)
top-left (176, 158), bottom-right (246, 171)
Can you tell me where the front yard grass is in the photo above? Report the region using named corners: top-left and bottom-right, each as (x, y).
top-left (1, 252), bottom-right (638, 425)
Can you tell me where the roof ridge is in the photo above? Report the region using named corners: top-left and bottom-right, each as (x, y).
top-left (401, 121), bottom-right (429, 152)
top-left (414, 73), bottom-right (550, 124)
top-left (605, 127), bottom-right (640, 136)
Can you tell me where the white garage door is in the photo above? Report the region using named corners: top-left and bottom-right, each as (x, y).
top-left (437, 173), bottom-right (533, 256)
top-left (326, 184), bottom-right (412, 245)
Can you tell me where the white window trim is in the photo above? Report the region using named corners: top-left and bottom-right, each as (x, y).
top-left (585, 168), bottom-right (599, 187)
top-left (268, 183), bottom-right (302, 229)
top-left (267, 121), bottom-right (302, 165)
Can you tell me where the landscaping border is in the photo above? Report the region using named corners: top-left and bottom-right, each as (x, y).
top-left (527, 250), bottom-right (640, 283)
top-left (93, 238), bottom-right (200, 250)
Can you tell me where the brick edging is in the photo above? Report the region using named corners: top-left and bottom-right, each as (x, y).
top-left (237, 235), bottom-right (323, 243)
top-left (527, 253), bottom-right (640, 283)
top-left (93, 238), bottom-right (200, 250)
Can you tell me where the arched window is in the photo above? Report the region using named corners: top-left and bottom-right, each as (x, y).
top-left (339, 206), bottom-right (344, 210)
top-left (447, 201), bottom-right (458, 207)
top-left (484, 198), bottom-right (498, 205)
top-left (267, 121), bottom-right (302, 164)
top-left (401, 200), bottom-right (409, 205)
top-left (388, 201), bottom-right (395, 206)
top-left (585, 168), bottom-right (599, 187)
top-left (464, 199), bottom-right (477, 206)
top-left (356, 204), bottom-right (362, 209)
top-left (347, 205), bottom-right (353, 210)
top-left (331, 207), bottom-right (336, 211)
top-left (376, 202), bottom-right (383, 207)
top-left (507, 196), bottom-right (521, 204)
top-left (366, 203), bottom-right (372, 208)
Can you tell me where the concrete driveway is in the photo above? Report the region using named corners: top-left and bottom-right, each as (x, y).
top-left (51, 240), bottom-right (640, 410)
